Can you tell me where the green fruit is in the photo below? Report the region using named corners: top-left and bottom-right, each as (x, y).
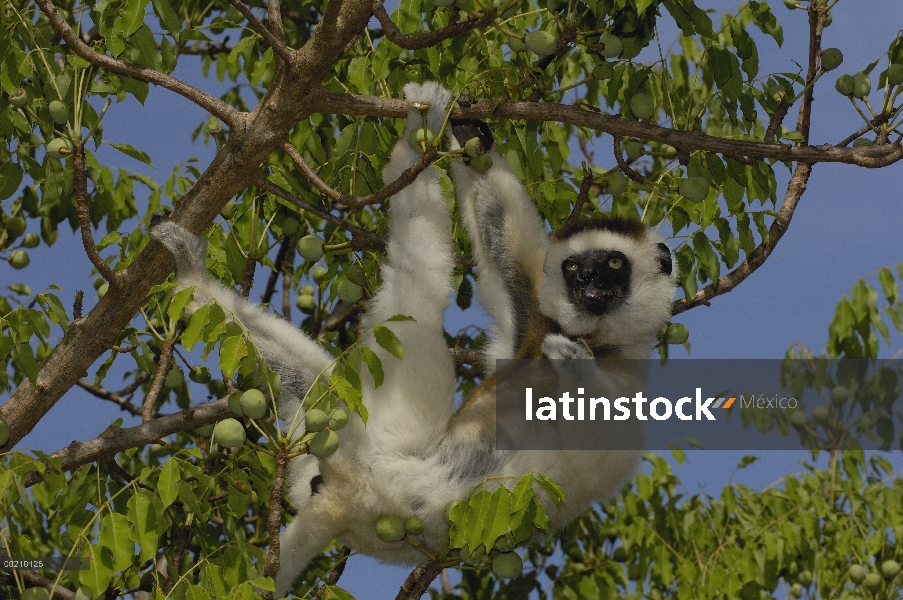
top-left (881, 560), bottom-right (900, 579)
top-left (92, 277), bottom-right (105, 290)
top-left (835, 74), bottom-right (855, 96)
top-left (9, 249), bottom-right (30, 269)
top-left (228, 391), bottom-right (245, 416)
top-left (491, 552), bottom-right (523, 578)
top-left (592, 61), bottom-right (615, 80)
top-left (48, 99), bottom-right (69, 124)
top-left (404, 515), bottom-right (424, 534)
top-left (312, 266), bottom-right (328, 282)
top-left (823, 10), bottom-right (832, 26)
top-left (189, 365), bottom-right (212, 384)
top-left (97, 282), bottom-right (109, 298)
top-left (613, 547), bottom-right (628, 562)
top-left (408, 126), bottom-right (437, 152)
top-left (297, 234), bottom-right (325, 262)
top-left (9, 89), bottom-right (27, 107)
top-left (375, 515), bottom-right (406, 542)
top-left (853, 138), bottom-right (874, 147)
top-left (240, 389), bottom-right (268, 419)
top-left (663, 323), bottom-right (689, 345)
top-left (469, 154), bottom-right (494, 173)
top-left (887, 64), bottom-right (903, 86)
top-left (309, 429), bottom-right (340, 457)
top-left (46, 137), bottom-right (72, 159)
top-left (296, 294), bottom-right (316, 312)
top-left (0, 418), bottom-right (9, 446)
top-left (769, 84), bottom-right (790, 102)
top-left (464, 137), bottom-right (484, 157)
top-left (853, 73), bottom-right (871, 98)
top-left (5, 216), bottom-right (26, 239)
top-left (22, 232), bottom-right (40, 248)
top-left (811, 406), bottom-right (830, 425)
top-left (863, 572), bottom-right (882, 592)
top-left (598, 33), bottom-right (623, 59)
top-left (336, 279), bottom-right (363, 303)
top-left (790, 410), bottom-right (807, 428)
top-left (346, 264), bottom-right (367, 286)
top-left (821, 48), bottom-right (843, 71)
top-left (831, 385), bottom-right (848, 403)
top-left (306, 408), bottom-right (330, 432)
top-left (508, 31), bottom-right (528, 53)
top-left (783, 0), bottom-right (798, 8)
top-left (797, 570), bottom-right (813, 586)
top-left (196, 423), bottom-right (215, 437)
top-left (604, 170), bottom-right (628, 194)
top-left (459, 544), bottom-right (485, 565)
top-left (329, 408), bottom-right (349, 430)
top-left (282, 217), bottom-right (300, 237)
top-left (21, 588), bottom-right (51, 600)
top-left (679, 176), bottom-right (710, 201)
top-left (629, 93), bottom-right (654, 120)
top-left (849, 564), bottom-right (868, 584)
top-left (220, 200), bottom-right (237, 219)
top-left (524, 30), bottom-right (557, 57)
top-left (623, 140), bottom-right (643, 161)
top-left (213, 418), bottom-right (246, 447)
top-left (495, 532), bottom-right (515, 552)
top-left (789, 583), bottom-right (803, 598)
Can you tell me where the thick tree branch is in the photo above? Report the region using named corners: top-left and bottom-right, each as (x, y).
top-left (308, 92), bottom-right (903, 168)
top-left (371, 0), bottom-right (493, 50)
top-left (33, 0), bottom-right (242, 128)
top-left (262, 449), bottom-right (289, 590)
top-left (395, 560), bottom-right (446, 600)
top-left (226, 0), bottom-right (293, 63)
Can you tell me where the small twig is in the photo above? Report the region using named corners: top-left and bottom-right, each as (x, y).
top-left (73, 290), bottom-right (83, 321)
top-left (226, 0), bottom-right (292, 63)
top-left (282, 271), bottom-right (293, 321)
top-left (111, 345), bottom-right (138, 353)
top-left (262, 238), bottom-right (292, 305)
top-left (371, 0), bottom-right (493, 50)
top-left (164, 525), bottom-right (193, 594)
top-left (261, 449), bottom-right (289, 595)
top-left (612, 135), bottom-right (645, 184)
top-left (282, 141), bottom-right (440, 208)
top-left (395, 560), bottom-right (446, 600)
top-left (239, 255), bottom-right (257, 298)
top-left (76, 379), bottom-right (143, 416)
top-left (143, 338), bottom-right (175, 422)
top-left (312, 548), bottom-right (353, 600)
top-left (763, 100), bottom-right (791, 144)
top-left (836, 114), bottom-right (890, 147)
top-left (563, 165), bottom-right (595, 228)
top-left (103, 458), bottom-right (135, 483)
top-left (250, 177), bottom-right (385, 246)
top-left (74, 141), bottom-right (118, 286)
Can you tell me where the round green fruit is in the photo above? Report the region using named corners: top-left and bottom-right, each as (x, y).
top-left (663, 323), bottom-right (689, 345)
top-left (797, 570), bottom-right (813, 586)
top-left (240, 389), bottom-right (268, 419)
top-left (853, 73), bottom-right (871, 98)
top-left (375, 515), bottom-right (406, 542)
top-left (196, 423), bottom-right (215, 437)
top-left (5, 216), bottom-right (26, 239)
top-left (213, 418), bottom-right (246, 447)
top-left (592, 61), bottom-right (615, 80)
top-left (336, 279), bottom-right (363, 303)
top-left (598, 33), bottom-right (623, 59)
top-left (524, 30), bottom-right (557, 57)
top-left (469, 154), bottom-right (493, 173)
top-left (21, 588), bottom-right (51, 600)
top-left (495, 533), bottom-right (515, 552)
top-left (811, 406), bottom-right (830, 425)
top-left (789, 583), bottom-right (803, 598)
top-left (408, 126), bottom-right (437, 152)
top-left (189, 365), bottom-right (212, 384)
top-left (329, 408), bottom-right (349, 430)
top-left (863, 572), bottom-right (882, 592)
top-left (853, 138), bottom-right (873, 147)
top-left (612, 546), bottom-right (628, 562)
top-left (508, 31), bottom-right (528, 53)
top-left (228, 391), bottom-right (245, 416)
top-left (300, 285), bottom-right (315, 296)
top-left (629, 93), bottom-right (654, 120)
top-left (404, 515), bottom-right (424, 535)
top-left (22, 232), bottom-right (40, 248)
top-left (821, 48), bottom-right (843, 71)
top-left (849, 564), bottom-right (867, 584)
top-left (887, 63), bottom-right (903, 86)
top-left (282, 217), bottom-right (300, 237)
top-left (679, 176), bottom-right (710, 202)
top-left (93, 276), bottom-right (105, 290)
top-left (783, 0), bottom-right (798, 8)
top-left (9, 249), bottom-right (30, 269)
top-left (464, 136), bottom-right (484, 157)
top-left (46, 137), bottom-right (72, 159)
top-left (604, 170), bottom-right (628, 194)
top-left (309, 429), bottom-right (339, 457)
top-left (306, 408), bottom-right (330, 432)
top-left (9, 89), bottom-right (27, 107)
top-left (459, 544), bottom-right (485, 565)
top-left (346, 264), bottom-right (367, 286)
top-left (835, 74), bottom-right (855, 96)
top-left (312, 266), bottom-right (328, 282)
top-left (220, 200), bottom-right (237, 220)
top-left (297, 234), bottom-right (325, 262)
top-left (0, 418), bottom-right (9, 446)
top-left (296, 293), bottom-right (316, 312)
top-left (831, 385), bottom-right (848, 403)
top-left (97, 282), bottom-right (109, 298)
top-left (881, 560), bottom-right (901, 579)
top-left (48, 100), bottom-right (69, 124)
top-left (624, 140), bottom-right (643, 161)
top-left (491, 552), bottom-right (523, 578)
top-left (790, 410), bottom-right (807, 428)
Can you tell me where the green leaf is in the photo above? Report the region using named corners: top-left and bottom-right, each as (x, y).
top-left (878, 267), bottom-right (898, 304)
top-left (373, 325), bottom-right (404, 359)
top-left (151, 0), bottom-right (181, 40)
top-left (128, 489), bottom-right (167, 563)
top-left (79, 544), bottom-right (114, 595)
top-left (158, 458), bottom-right (180, 508)
top-left (359, 345), bottom-right (385, 388)
top-left (100, 512), bottom-right (135, 571)
top-left (220, 335), bottom-right (249, 378)
top-left (0, 161), bottom-right (23, 200)
top-left (182, 303), bottom-right (209, 351)
top-left (168, 287), bottom-right (194, 321)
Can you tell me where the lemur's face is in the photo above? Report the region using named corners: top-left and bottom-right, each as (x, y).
top-left (560, 249), bottom-right (632, 315)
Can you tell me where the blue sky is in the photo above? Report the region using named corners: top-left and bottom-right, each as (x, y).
top-left (6, 0), bottom-right (903, 597)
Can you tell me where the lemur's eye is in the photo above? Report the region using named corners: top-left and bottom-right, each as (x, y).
top-left (608, 257), bottom-right (623, 269)
top-left (564, 261), bottom-right (578, 272)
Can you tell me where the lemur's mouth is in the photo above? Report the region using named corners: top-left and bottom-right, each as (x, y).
top-left (582, 285), bottom-right (613, 300)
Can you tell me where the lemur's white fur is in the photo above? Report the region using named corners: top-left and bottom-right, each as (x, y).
top-left (152, 82), bottom-right (675, 598)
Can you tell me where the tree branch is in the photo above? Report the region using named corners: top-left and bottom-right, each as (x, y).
top-left (33, 0), bottom-right (242, 128)
top-left (76, 379), bottom-right (143, 417)
top-left (226, 0), bottom-right (293, 63)
top-left (395, 560), bottom-right (446, 600)
top-left (262, 449), bottom-right (289, 591)
top-left (142, 338), bottom-right (175, 422)
top-left (73, 141), bottom-right (119, 286)
top-left (371, 0), bottom-right (494, 50)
